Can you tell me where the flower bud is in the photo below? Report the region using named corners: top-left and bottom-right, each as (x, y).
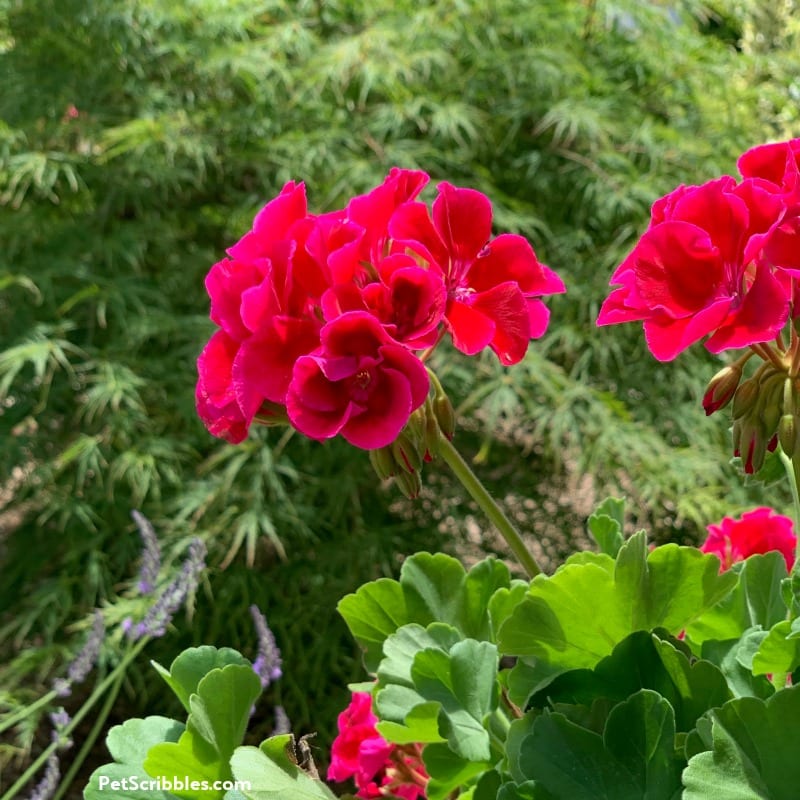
top-left (757, 374), bottom-right (784, 434)
top-left (432, 393), bottom-right (456, 439)
top-left (779, 414), bottom-right (797, 458)
top-left (369, 447), bottom-right (396, 480)
top-left (394, 468), bottom-right (422, 499)
top-left (703, 364), bottom-right (742, 416)
top-left (732, 378), bottom-right (760, 420)
top-left (739, 420), bottom-right (769, 475)
top-left (391, 432), bottom-right (423, 474)
top-left (422, 397), bottom-right (440, 459)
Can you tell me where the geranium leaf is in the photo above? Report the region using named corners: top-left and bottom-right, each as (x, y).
top-left (144, 665), bottom-right (261, 799)
top-left (498, 533), bottom-right (735, 669)
top-left (84, 717), bottom-right (184, 800)
top-left (587, 496), bottom-right (625, 557)
top-left (188, 664), bottom-right (262, 759)
top-left (682, 685), bottom-right (800, 799)
top-left (410, 639), bottom-right (498, 762)
top-left (337, 579), bottom-right (408, 673)
top-left (422, 742), bottom-right (491, 800)
top-left (377, 622), bottom-right (461, 687)
top-left (701, 634), bottom-right (774, 699)
top-left (686, 552), bottom-right (788, 646)
top-left (376, 701), bottom-right (445, 744)
top-left (526, 631), bottom-right (731, 732)
top-left (230, 742), bottom-right (338, 799)
top-left (515, 690), bottom-right (682, 799)
top-left (338, 554), bottom-right (511, 673)
top-left (752, 620), bottom-right (800, 676)
top-left (153, 646), bottom-right (251, 713)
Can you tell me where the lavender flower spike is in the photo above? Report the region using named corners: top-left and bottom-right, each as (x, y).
top-left (26, 752), bottom-right (60, 800)
top-left (273, 705), bottom-right (291, 735)
top-left (250, 604), bottom-right (282, 688)
top-left (52, 610), bottom-right (105, 698)
top-left (131, 538), bottom-right (206, 639)
top-left (131, 509), bottom-right (161, 595)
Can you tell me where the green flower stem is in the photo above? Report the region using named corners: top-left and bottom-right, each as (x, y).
top-left (0, 636), bottom-right (149, 800)
top-left (781, 450), bottom-right (800, 577)
top-left (0, 689), bottom-right (58, 737)
top-left (437, 434), bottom-right (542, 578)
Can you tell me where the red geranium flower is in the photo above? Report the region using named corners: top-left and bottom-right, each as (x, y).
top-left (701, 507), bottom-right (797, 572)
top-left (597, 177), bottom-right (789, 360)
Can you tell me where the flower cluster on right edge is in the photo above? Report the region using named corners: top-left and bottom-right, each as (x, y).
top-left (597, 137), bottom-right (800, 475)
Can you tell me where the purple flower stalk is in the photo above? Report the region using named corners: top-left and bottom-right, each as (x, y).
top-left (129, 538), bottom-right (206, 639)
top-left (249, 604), bottom-right (282, 688)
top-left (273, 705), bottom-right (291, 735)
top-left (52, 610), bottom-right (105, 698)
top-left (131, 509), bottom-right (161, 595)
top-left (26, 751), bottom-right (60, 800)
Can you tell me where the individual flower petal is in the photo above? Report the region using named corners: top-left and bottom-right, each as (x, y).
top-left (196, 330), bottom-right (249, 444)
top-left (227, 181), bottom-right (308, 262)
top-left (431, 182), bottom-right (493, 272)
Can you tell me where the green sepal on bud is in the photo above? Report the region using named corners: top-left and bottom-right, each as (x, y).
top-left (756, 372), bottom-right (784, 434)
top-left (422, 396), bottom-right (441, 458)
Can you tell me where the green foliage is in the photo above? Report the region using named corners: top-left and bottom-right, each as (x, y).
top-left (334, 510), bottom-right (800, 798)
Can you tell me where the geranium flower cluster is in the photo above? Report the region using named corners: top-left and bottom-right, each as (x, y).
top-left (196, 169), bottom-right (564, 450)
top-left (597, 138), bottom-right (800, 474)
top-left (598, 138), bottom-right (800, 360)
top-left (327, 692), bottom-right (428, 799)
top-left (701, 507), bottom-right (796, 572)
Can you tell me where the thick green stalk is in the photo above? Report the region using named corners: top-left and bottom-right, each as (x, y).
top-left (437, 434), bottom-right (542, 577)
top-left (784, 451), bottom-right (800, 577)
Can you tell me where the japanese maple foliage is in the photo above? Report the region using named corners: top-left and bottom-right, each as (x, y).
top-left (197, 170), bottom-right (564, 448)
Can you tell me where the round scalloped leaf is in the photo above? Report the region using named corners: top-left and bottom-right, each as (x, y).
top-left (498, 533), bottom-right (736, 670)
top-left (683, 684), bottom-right (800, 799)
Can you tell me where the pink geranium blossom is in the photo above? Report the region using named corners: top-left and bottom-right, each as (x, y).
top-left (701, 507), bottom-right (797, 572)
top-left (328, 692), bottom-right (428, 800)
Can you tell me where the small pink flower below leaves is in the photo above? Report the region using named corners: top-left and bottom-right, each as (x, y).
top-left (328, 692), bottom-right (428, 800)
top-left (701, 507), bottom-right (797, 572)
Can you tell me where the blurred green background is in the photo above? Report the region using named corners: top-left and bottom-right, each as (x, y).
top-left (1, 0), bottom-right (798, 793)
